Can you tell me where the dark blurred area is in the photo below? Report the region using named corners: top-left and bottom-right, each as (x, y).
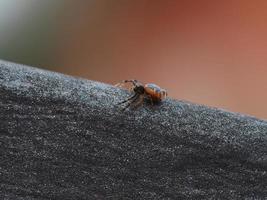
top-left (1, 0), bottom-right (267, 119)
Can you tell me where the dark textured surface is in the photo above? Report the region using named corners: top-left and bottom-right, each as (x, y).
top-left (0, 60), bottom-right (267, 200)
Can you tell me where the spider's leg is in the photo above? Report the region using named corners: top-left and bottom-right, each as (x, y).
top-left (121, 94), bottom-right (140, 111)
top-left (148, 95), bottom-right (154, 106)
top-left (117, 93), bottom-right (138, 105)
top-left (145, 95), bottom-right (154, 106)
top-left (135, 95), bottom-right (150, 111)
top-left (115, 79), bottom-right (138, 87)
top-left (124, 79), bottom-right (138, 86)
top-left (114, 81), bottom-right (127, 87)
top-left (132, 94), bottom-right (144, 109)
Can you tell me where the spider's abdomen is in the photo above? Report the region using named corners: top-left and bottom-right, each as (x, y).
top-left (144, 83), bottom-right (167, 102)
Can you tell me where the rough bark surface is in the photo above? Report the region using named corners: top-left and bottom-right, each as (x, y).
top-left (0, 60), bottom-right (266, 199)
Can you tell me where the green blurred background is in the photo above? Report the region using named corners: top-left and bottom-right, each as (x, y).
top-left (1, 0), bottom-right (267, 119)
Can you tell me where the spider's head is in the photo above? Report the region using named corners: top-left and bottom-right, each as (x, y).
top-left (133, 84), bottom-right (145, 94)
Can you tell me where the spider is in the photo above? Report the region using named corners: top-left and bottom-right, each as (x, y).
top-left (115, 79), bottom-right (167, 111)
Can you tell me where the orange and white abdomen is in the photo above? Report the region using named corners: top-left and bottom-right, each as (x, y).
top-left (144, 83), bottom-right (167, 102)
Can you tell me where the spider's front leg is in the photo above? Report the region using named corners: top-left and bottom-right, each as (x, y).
top-left (117, 93), bottom-right (138, 105)
top-left (115, 79), bottom-right (138, 88)
top-left (121, 94), bottom-right (140, 111)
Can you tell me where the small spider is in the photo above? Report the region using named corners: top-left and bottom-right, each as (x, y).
top-left (115, 79), bottom-right (167, 110)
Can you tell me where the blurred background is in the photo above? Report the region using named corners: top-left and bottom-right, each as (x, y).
top-left (1, 0), bottom-right (267, 119)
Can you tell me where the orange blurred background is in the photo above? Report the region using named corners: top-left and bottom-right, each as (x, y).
top-left (1, 0), bottom-right (267, 119)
